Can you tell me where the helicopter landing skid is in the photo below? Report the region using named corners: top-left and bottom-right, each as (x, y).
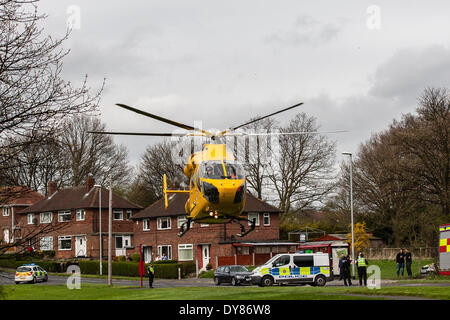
top-left (233, 217), bottom-right (256, 237)
top-left (177, 218), bottom-right (193, 237)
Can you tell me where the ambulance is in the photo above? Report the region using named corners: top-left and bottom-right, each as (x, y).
top-left (250, 252), bottom-right (333, 287)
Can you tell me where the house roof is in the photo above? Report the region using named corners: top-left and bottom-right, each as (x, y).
top-left (313, 234), bottom-right (343, 241)
top-left (18, 186), bottom-right (142, 214)
top-left (0, 186), bottom-right (44, 207)
top-left (132, 192), bottom-right (282, 220)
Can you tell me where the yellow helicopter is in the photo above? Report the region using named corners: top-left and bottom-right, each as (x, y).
top-left (90, 102), bottom-right (345, 237)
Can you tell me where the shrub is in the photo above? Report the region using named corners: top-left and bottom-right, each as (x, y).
top-left (117, 256), bottom-right (127, 262)
top-left (130, 253), bottom-right (141, 262)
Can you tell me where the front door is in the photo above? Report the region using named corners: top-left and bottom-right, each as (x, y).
top-left (75, 236), bottom-right (87, 257)
top-left (202, 244), bottom-right (210, 271)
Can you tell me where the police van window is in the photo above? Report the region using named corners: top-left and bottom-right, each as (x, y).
top-left (272, 255), bottom-right (290, 267)
top-left (294, 255), bottom-right (314, 267)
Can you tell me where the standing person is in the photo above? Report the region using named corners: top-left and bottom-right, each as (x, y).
top-left (162, 253), bottom-right (168, 260)
top-left (356, 252), bottom-right (368, 286)
top-left (396, 249), bottom-right (405, 277)
top-left (342, 255), bottom-right (352, 286)
top-left (404, 249), bottom-right (413, 277)
top-left (339, 253), bottom-right (345, 281)
top-left (147, 263), bottom-right (155, 288)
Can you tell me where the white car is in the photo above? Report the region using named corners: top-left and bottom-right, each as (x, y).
top-left (15, 264), bottom-right (48, 284)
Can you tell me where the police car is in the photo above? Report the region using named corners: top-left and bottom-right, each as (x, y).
top-left (251, 252), bottom-right (333, 287)
top-left (15, 263), bottom-right (48, 284)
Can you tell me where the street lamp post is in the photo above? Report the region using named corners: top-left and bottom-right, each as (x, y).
top-left (94, 184), bottom-right (102, 275)
top-left (108, 176), bottom-right (112, 286)
top-left (342, 152), bottom-right (355, 279)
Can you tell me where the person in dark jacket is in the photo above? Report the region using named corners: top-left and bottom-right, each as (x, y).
top-left (404, 249), bottom-right (412, 277)
top-left (341, 254), bottom-right (352, 286)
top-left (147, 263), bottom-right (155, 288)
top-left (396, 249), bottom-right (405, 277)
top-left (356, 252), bottom-right (368, 286)
top-left (338, 253), bottom-right (345, 281)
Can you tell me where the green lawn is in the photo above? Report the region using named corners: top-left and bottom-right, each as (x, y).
top-left (2, 284), bottom-right (449, 300)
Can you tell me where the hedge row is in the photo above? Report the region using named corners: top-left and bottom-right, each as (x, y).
top-left (0, 258), bottom-right (196, 279)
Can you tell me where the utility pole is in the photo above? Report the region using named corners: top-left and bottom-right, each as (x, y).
top-left (94, 184), bottom-right (103, 275)
top-left (343, 152), bottom-right (355, 279)
top-left (108, 176), bottom-right (112, 286)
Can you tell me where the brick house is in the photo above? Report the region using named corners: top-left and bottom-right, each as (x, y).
top-left (0, 186), bottom-right (44, 250)
top-left (131, 192), bottom-right (297, 270)
top-left (16, 177), bottom-right (142, 259)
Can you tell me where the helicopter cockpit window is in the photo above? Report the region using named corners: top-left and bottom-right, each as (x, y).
top-left (223, 161), bottom-right (245, 180)
top-left (199, 161), bottom-right (225, 180)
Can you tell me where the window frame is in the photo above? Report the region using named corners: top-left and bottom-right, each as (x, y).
top-left (178, 244), bottom-right (194, 261)
top-left (27, 213), bottom-right (36, 225)
top-left (2, 207), bottom-right (10, 217)
top-left (40, 236), bottom-right (53, 251)
top-left (126, 210), bottom-right (132, 220)
top-left (40, 212), bottom-right (52, 224)
top-left (248, 212), bottom-right (260, 226)
top-left (263, 213), bottom-right (270, 226)
top-left (113, 209), bottom-right (123, 221)
top-left (58, 210), bottom-right (71, 223)
top-left (58, 236), bottom-right (72, 251)
top-left (157, 217), bottom-right (171, 230)
top-left (157, 245), bottom-right (172, 260)
top-left (76, 209), bottom-right (86, 221)
top-left (143, 218), bottom-right (150, 231)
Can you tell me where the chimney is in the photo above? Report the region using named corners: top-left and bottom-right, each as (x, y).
top-left (85, 175), bottom-right (95, 192)
top-left (47, 181), bottom-right (57, 196)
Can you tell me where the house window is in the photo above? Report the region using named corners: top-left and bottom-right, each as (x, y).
top-left (200, 223), bottom-right (209, 227)
top-left (157, 217), bottom-right (171, 230)
top-left (157, 245), bottom-right (172, 260)
top-left (2, 207), bottom-right (10, 216)
top-left (58, 211), bottom-right (71, 222)
top-left (248, 213), bottom-right (260, 226)
top-left (115, 235), bottom-right (131, 249)
top-left (40, 212), bottom-right (52, 224)
top-left (58, 236), bottom-right (72, 250)
top-left (76, 209), bottom-right (86, 221)
top-left (27, 213), bottom-right (36, 225)
top-left (113, 209), bottom-right (123, 220)
top-left (40, 236), bottom-right (53, 251)
top-left (178, 244), bottom-right (193, 261)
top-left (263, 213), bottom-right (270, 226)
top-left (126, 210), bottom-right (132, 220)
top-left (143, 219), bottom-right (150, 231)
top-left (3, 229), bottom-right (10, 244)
top-left (177, 216), bottom-right (193, 228)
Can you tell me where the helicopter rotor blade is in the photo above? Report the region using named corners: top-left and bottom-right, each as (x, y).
top-left (88, 131), bottom-right (191, 137)
top-left (223, 130), bottom-right (350, 137)
top-left (217, 102), bottom-right (304, 137)
top-left (116, 103), bottom-right (213, 136)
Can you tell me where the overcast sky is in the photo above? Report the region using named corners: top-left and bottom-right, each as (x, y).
top-left (38, 0), bottom-right (450, 170)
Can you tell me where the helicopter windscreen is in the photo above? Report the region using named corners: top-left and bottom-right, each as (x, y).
top-left (224, 161), bottom-right (245, 179)
top-left (200, 161), bottom-right (225, 179)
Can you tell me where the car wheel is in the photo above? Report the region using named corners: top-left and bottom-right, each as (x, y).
top-left (30, 277), bottom-right (36, 284)
top-left (314, 275), bottom-right (326, 287)
top-left (214, 277), bottom-right (221, 286)
top-left (15, 281), bottom-right (20, 285)
top-left (231, 278), bottom-right (239, 286)
top-left (261, 275), bottom-right (274, 287)
top-left (43, 275), bottom-right (48, 282)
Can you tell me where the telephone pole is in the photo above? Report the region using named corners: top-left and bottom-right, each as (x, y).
top-left (108, 176), bottom-right (112, 286)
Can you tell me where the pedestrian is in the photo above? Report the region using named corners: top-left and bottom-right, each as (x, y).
top-left (356, 252), bottom-right (368, 286)
top-left (342, 254), bottom-right (352, 286)
top-left (404, 248), bottom-right (412, 277)
top-left (338, 253), bottom-right (345, 281)
top-left (154, 255), bottom-right (161, 261)
top-left (396, 248), bottom-right (405, 277)
top-left (162, 253), bottom-right (168, 260)
top-left (147, 263), bottom-right (155, 288)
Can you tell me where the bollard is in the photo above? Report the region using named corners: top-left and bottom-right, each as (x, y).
top-left (178, 267), bottom-right (181, 280)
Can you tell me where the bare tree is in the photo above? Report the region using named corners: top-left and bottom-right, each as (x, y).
top-left (0, 0), bottom-right (103, 181)
top-left (267, 113), bottom-right (336, 214)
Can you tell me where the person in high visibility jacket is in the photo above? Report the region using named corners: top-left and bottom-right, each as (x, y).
top-left (356, 252), bottom-right (369, 286)
top-left (147, 263), bottom-right (155, 288)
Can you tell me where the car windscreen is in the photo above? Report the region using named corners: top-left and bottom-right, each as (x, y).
top-left (17, 267), bottom-right (31, 272)
top-left (230, 266), bottom-right (248, 273)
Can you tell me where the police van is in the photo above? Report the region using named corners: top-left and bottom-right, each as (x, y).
top-left (251, 252), bottom-right (333, 287)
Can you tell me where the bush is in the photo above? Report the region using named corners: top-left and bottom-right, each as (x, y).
top-left (130, 253), bottom-right (141, 262)
top-left (117, 256), bottom-right (126, 262)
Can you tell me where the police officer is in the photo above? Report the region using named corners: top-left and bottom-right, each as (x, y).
top-left (356, 252), bottom-right (368, 286)
top-left (147, 263), bottom-right (155, 288)
top-left (342, 254), bottom-right (352, 286)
